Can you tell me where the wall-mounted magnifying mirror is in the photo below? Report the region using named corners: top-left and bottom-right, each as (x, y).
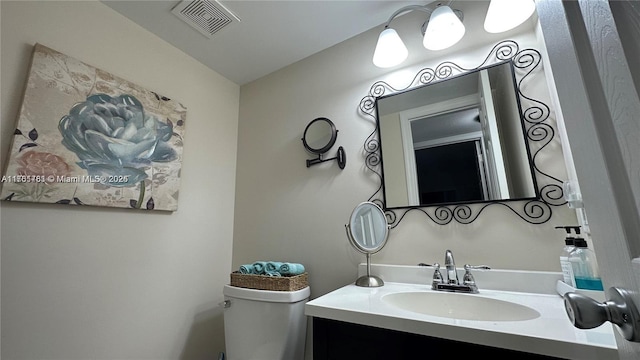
top-left (345, 202), bottom-right (389, 287)
top-left (302, 117), bottom-right (346, 169)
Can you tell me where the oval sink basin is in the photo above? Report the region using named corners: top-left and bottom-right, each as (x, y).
top-left (382, 291), bottom-right (541, 321)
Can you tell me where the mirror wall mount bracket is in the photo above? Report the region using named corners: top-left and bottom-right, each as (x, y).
top-left (359, 40), bottom-right (567, 227)
top-left (302, 117), bottom-right (346, 169)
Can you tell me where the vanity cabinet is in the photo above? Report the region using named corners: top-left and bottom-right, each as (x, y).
top-left (312, 318), bottom-right (567, 360)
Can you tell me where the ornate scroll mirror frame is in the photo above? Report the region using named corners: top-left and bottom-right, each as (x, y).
top-left (359, 40), bottom-right (567, 227)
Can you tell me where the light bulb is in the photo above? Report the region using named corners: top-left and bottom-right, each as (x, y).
top-left (423, 6), bottom-right (466, 51)
top-left (373, 28), bottom-right (408, 68)
top-left (484, 0), bottom-right (535, 33)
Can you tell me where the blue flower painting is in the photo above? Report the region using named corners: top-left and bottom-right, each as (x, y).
top-left (1, 44), bottom-right (186, 211)
top-left (59, 94), bottom-right (177, 187)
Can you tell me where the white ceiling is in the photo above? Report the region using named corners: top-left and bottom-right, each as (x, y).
top-left (101, 1), bottom-right (534, 86)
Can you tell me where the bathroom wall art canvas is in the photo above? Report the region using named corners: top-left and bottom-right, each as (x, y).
top-left (0, 44), bottom-right (187, 211)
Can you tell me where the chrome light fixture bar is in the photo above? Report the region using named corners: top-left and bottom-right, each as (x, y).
top-left (373, 0), bottom-right (535, 68)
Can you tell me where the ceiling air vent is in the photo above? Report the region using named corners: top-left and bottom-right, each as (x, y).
top-left (171, 0), bottom-right (240, 39)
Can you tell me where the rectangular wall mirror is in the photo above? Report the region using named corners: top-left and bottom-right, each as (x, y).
top-left (376, 61), bottom-right (538, 209)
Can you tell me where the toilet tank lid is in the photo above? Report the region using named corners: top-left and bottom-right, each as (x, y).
top-left (224, 285), bottom-right (310, 303)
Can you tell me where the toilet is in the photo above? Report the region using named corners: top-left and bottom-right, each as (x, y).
top-left (223, 285), bottom-right (310, 360)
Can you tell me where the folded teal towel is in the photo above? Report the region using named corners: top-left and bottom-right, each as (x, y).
top-left (265, 271), bottom-right (282, 277)
top-left (266, 261), bottom-right (283, 272)
top-left (279, 263), bottom-right (305, 275)
top-left (252, 261), bottom-right (267, 274)
top-left (239, 264), bottom-right (255, 274)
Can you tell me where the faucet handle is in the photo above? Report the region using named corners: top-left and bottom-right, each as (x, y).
top-left (418, 263), bottom-right (443, 289)
top-left (464, 264), bottom-right (491, 271)
top-left (462, 264), bottom-right (490, 287)
top-left (418, 262), bottom-right (441, 269)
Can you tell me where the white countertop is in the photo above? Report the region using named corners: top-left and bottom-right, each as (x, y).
top-left (305, 266), bottom-right (617, 360)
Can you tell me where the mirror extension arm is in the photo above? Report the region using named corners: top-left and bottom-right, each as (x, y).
top-left (306, 146), bottom-right (346, 169)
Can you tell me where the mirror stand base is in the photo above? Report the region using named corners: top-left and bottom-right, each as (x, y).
top-left (356, 275), bottom-right (384, 287)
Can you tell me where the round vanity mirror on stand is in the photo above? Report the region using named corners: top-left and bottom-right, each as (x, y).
top-left (345, 202), bottom-right (390, 287)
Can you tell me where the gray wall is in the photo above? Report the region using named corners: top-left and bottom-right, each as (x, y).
top-left (1, 1), bottom-right (239, 358)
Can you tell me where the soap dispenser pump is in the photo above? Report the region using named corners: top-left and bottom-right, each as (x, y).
top-left (556, 226), bottom-right (578, 287)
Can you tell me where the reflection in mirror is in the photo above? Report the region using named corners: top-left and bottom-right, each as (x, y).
top-left (377, 61), bottom-right (537, 208)
top-left (349, 202), bottom-right (388, 252)
top-left (345, 202), bottom-right (389, 287)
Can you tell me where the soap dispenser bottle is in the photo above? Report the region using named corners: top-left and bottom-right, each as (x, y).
top-left (555, 226), bottom-right (577, 287)
top-left (569, 237), bottom-right (604, 291)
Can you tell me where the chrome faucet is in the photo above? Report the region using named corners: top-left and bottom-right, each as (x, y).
top-left (444, 249), bottom-right (459, 284)
top-left (421, 250), bottom-right (490, 293)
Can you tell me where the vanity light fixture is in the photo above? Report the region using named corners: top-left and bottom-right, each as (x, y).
top-left (373, 0), bottom-right (535, 68)
top-left (484, 0), bottom-right (536, 33)
top-left (372, 28), bottom-right (408, 69)
top-left (422, 5), bottom-right (465, 51)
top-left (372, 2), bottom-right (465, 68)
